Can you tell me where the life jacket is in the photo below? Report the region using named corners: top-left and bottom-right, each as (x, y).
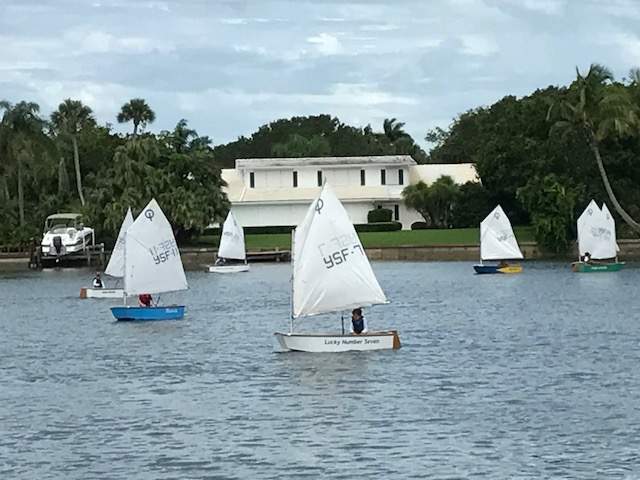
top-left (352, 317), bottom-right (365, 334)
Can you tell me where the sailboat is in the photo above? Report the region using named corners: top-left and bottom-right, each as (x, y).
top-left (572, 200), bottom-right (624, 272)
top-left (473, 205), bottom-right (523, 274)
top-left (110, 199), bottom-right (189, 321)
top-left (80, 208), bottom-right (133, 299)
top-left (274, 184), bottom-right (400, 352)
top-left (207, 211), bottom-right (249, 273)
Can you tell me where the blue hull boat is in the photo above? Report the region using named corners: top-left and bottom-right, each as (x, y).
top-left (473, 264), bottom-right (522, 275)
top-left (111, 305), bottom-right (185, 321)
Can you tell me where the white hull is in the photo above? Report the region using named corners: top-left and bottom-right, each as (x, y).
top-left (79, 287), bottom-right (124, 299)
top-left (207, 264), bottom-right (250, 274)
top-left (274, 330), bottom-right (401, 352)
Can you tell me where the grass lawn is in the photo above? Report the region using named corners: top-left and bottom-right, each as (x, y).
top-left (191, 226), bottom-right (535, 250)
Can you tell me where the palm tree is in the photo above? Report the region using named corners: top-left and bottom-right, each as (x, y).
top-left (171, 119), bottom-right (197, 153)
top-left (51, 99), bottom-right (95, 206)
top-left (117, 98), bottom-right (155, 137)
top-left (548, 64), bottom-right (640, 233)
top-left (383, 118), bottom-right (409, 142)
top-left (0, 101), bottom-right (46, 225)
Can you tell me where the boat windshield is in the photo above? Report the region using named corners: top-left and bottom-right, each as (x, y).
top-left (45, 217), bottom-right (82, 232)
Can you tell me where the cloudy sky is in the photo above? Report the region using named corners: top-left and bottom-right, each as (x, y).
top-left (1, 0), bottom-right (639, 147)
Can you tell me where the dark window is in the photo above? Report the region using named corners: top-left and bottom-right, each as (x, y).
top-left (398, 169), bottom-right (404, 185)
top-left (249, 171), bottom-right (255, 188)
top-left (317, 170), bottom-right (323, 187)
top-left (360, 169), bottom-right (366, 186)
top-left (380, 169), bottom-right (386, 185)
top-left (394, 205), bottom-right (400, 221)
top-left (293, 171), bottom-right (298, 187)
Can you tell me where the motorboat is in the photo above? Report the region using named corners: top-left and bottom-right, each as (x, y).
top-left (41, 213), bottom-right (94, 257)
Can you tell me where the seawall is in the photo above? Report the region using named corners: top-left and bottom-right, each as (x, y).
top-left (2, 240), bottom-right (639, 271)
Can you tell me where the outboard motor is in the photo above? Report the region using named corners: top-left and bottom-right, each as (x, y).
top-left (52, 236), bottom-right (64, 256)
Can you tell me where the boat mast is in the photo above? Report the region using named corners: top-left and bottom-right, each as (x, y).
top-left (289, 228), bottom-right (295, 334)
top-left (122, 231), bottom-right (127, 306)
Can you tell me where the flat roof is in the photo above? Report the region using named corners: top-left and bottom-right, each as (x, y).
top-left (46, 213), bottom-right (83, 219)
top-left (236, 155), bottom-right (417, 169)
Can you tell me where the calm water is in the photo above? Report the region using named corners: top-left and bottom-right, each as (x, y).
top-left (2, 262), bottom-right (640, 479)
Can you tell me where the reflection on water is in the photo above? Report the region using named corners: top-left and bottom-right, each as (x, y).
top-left (1, 262), bottom-right (640, 479)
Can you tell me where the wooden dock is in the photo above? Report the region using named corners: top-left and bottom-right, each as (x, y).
top-left (29, 243), bottom-right (106, 269)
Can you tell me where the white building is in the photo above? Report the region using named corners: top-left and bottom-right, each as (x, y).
top-left (221, 156), bottom-right (477, 230)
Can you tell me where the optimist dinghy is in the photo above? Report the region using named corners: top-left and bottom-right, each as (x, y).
top-left (110, 199), bottom-right (188, 321)
top-left (473, 205), bottom-right (523, 274)
top-left (80, 208), bottom-right (133, 299)
top-left (207, 211), bottom-right (249, 273)
top-left (572, 201), bottom-right (624, 272)
top-left (274, 183), bottom-right (400, 353)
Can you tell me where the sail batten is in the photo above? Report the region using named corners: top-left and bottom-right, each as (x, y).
top-left (292, 183), bottom-right (387, 319)
top-left (105, 208), bottom-right (134, 278)
top-left (123, 199), bottom-right (188, 296)
top-left (217, 211), bottom-right (246, 260)
top-left (480, 205), bottom-right (523, 261)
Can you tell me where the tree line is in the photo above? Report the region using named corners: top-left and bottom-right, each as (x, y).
top-left (0, 98), bottom-right (227, 245)
top-left (1, 63), bottom-right (639, 251)
top-left (415, 64), bottom-right (640, 251)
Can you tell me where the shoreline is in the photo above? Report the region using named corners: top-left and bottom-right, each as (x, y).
top-left (2, 240), bottom-right (639, 271)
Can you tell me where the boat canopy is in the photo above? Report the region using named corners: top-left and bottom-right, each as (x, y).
top-left (480, 205), bottom-right (523, 261)
top-left (292, 183), bottom-right (387, 319)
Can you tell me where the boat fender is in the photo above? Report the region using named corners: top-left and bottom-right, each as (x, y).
top-left (79, 288), bottom-right (87, 299)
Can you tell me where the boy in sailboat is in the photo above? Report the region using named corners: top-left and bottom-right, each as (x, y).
top-left (350, 308), bottom-right (368, 335)
top-left (92, 272), bottom-right (104, 288)
top-left (138, 293), bottom-right (152, 307)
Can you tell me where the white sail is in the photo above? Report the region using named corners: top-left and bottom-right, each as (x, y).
top-left (480, 205), bottom-right (523, 261)
top-left (577, 200), bottom-right (616, 259)
top-left (578, 201), bottom-right (617, 259)
top-left (601, 203), bottom-right (620, 254)
top-left (217, 211), bottom-right (246, 260)
top-left (292, 183), bottom-right (387, 318)
top-left (104, 207), bottom-right (134, 278)
top-left (124, 199), bottom-right (188, 296)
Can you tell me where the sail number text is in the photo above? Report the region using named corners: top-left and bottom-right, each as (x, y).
top-left (149, 239), bottom-right (179, 265)
top-left (318, 234), bottom-right (364, 269)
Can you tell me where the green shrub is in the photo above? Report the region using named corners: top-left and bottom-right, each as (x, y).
top-left (367, 208), bottom-right (392, 223)
top-left (355, 222), bottom-right (402, 232)
top-left (411, 222), bottom-right (429, 230)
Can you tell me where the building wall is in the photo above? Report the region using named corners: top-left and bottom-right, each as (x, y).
top-left (224, 161), bottom-right (476, 231)
top-left (232, 199), bottom-right (423, 230)
top-left (245, 166), bottom-right (408, 189)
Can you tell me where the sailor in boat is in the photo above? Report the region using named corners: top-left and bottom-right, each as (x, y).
top-left (214, 257), bottom-right (227, 266)
top-left (498, 260), bottom-right (508, 268)
top-left (92, 272), bottom-right (104, 288)
top-left (581, 252), bottom-right (592, 264)
top-left (138, 293), bottom-right (152, 307)
top-left (350, 308), bottom-right (369, 335)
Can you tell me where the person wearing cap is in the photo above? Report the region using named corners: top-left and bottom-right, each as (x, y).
top-left (350, 308), bottom-right (368, 335)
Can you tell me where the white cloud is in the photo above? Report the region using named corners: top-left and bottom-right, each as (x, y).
top-left (611, 33), bottom-right (640, 65)
top-left (360, 24), bottom-right (400, 32)
top-left (499, 0), bottom-right (566, 15)
top-left (220, 18), bottom-right (248, 25)
top-left (458, 34), bottom-right (499, 56)
top-left (307, 33), bottom-right (343, 55)
top-left (65, 29), bottom-right (174, 55)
